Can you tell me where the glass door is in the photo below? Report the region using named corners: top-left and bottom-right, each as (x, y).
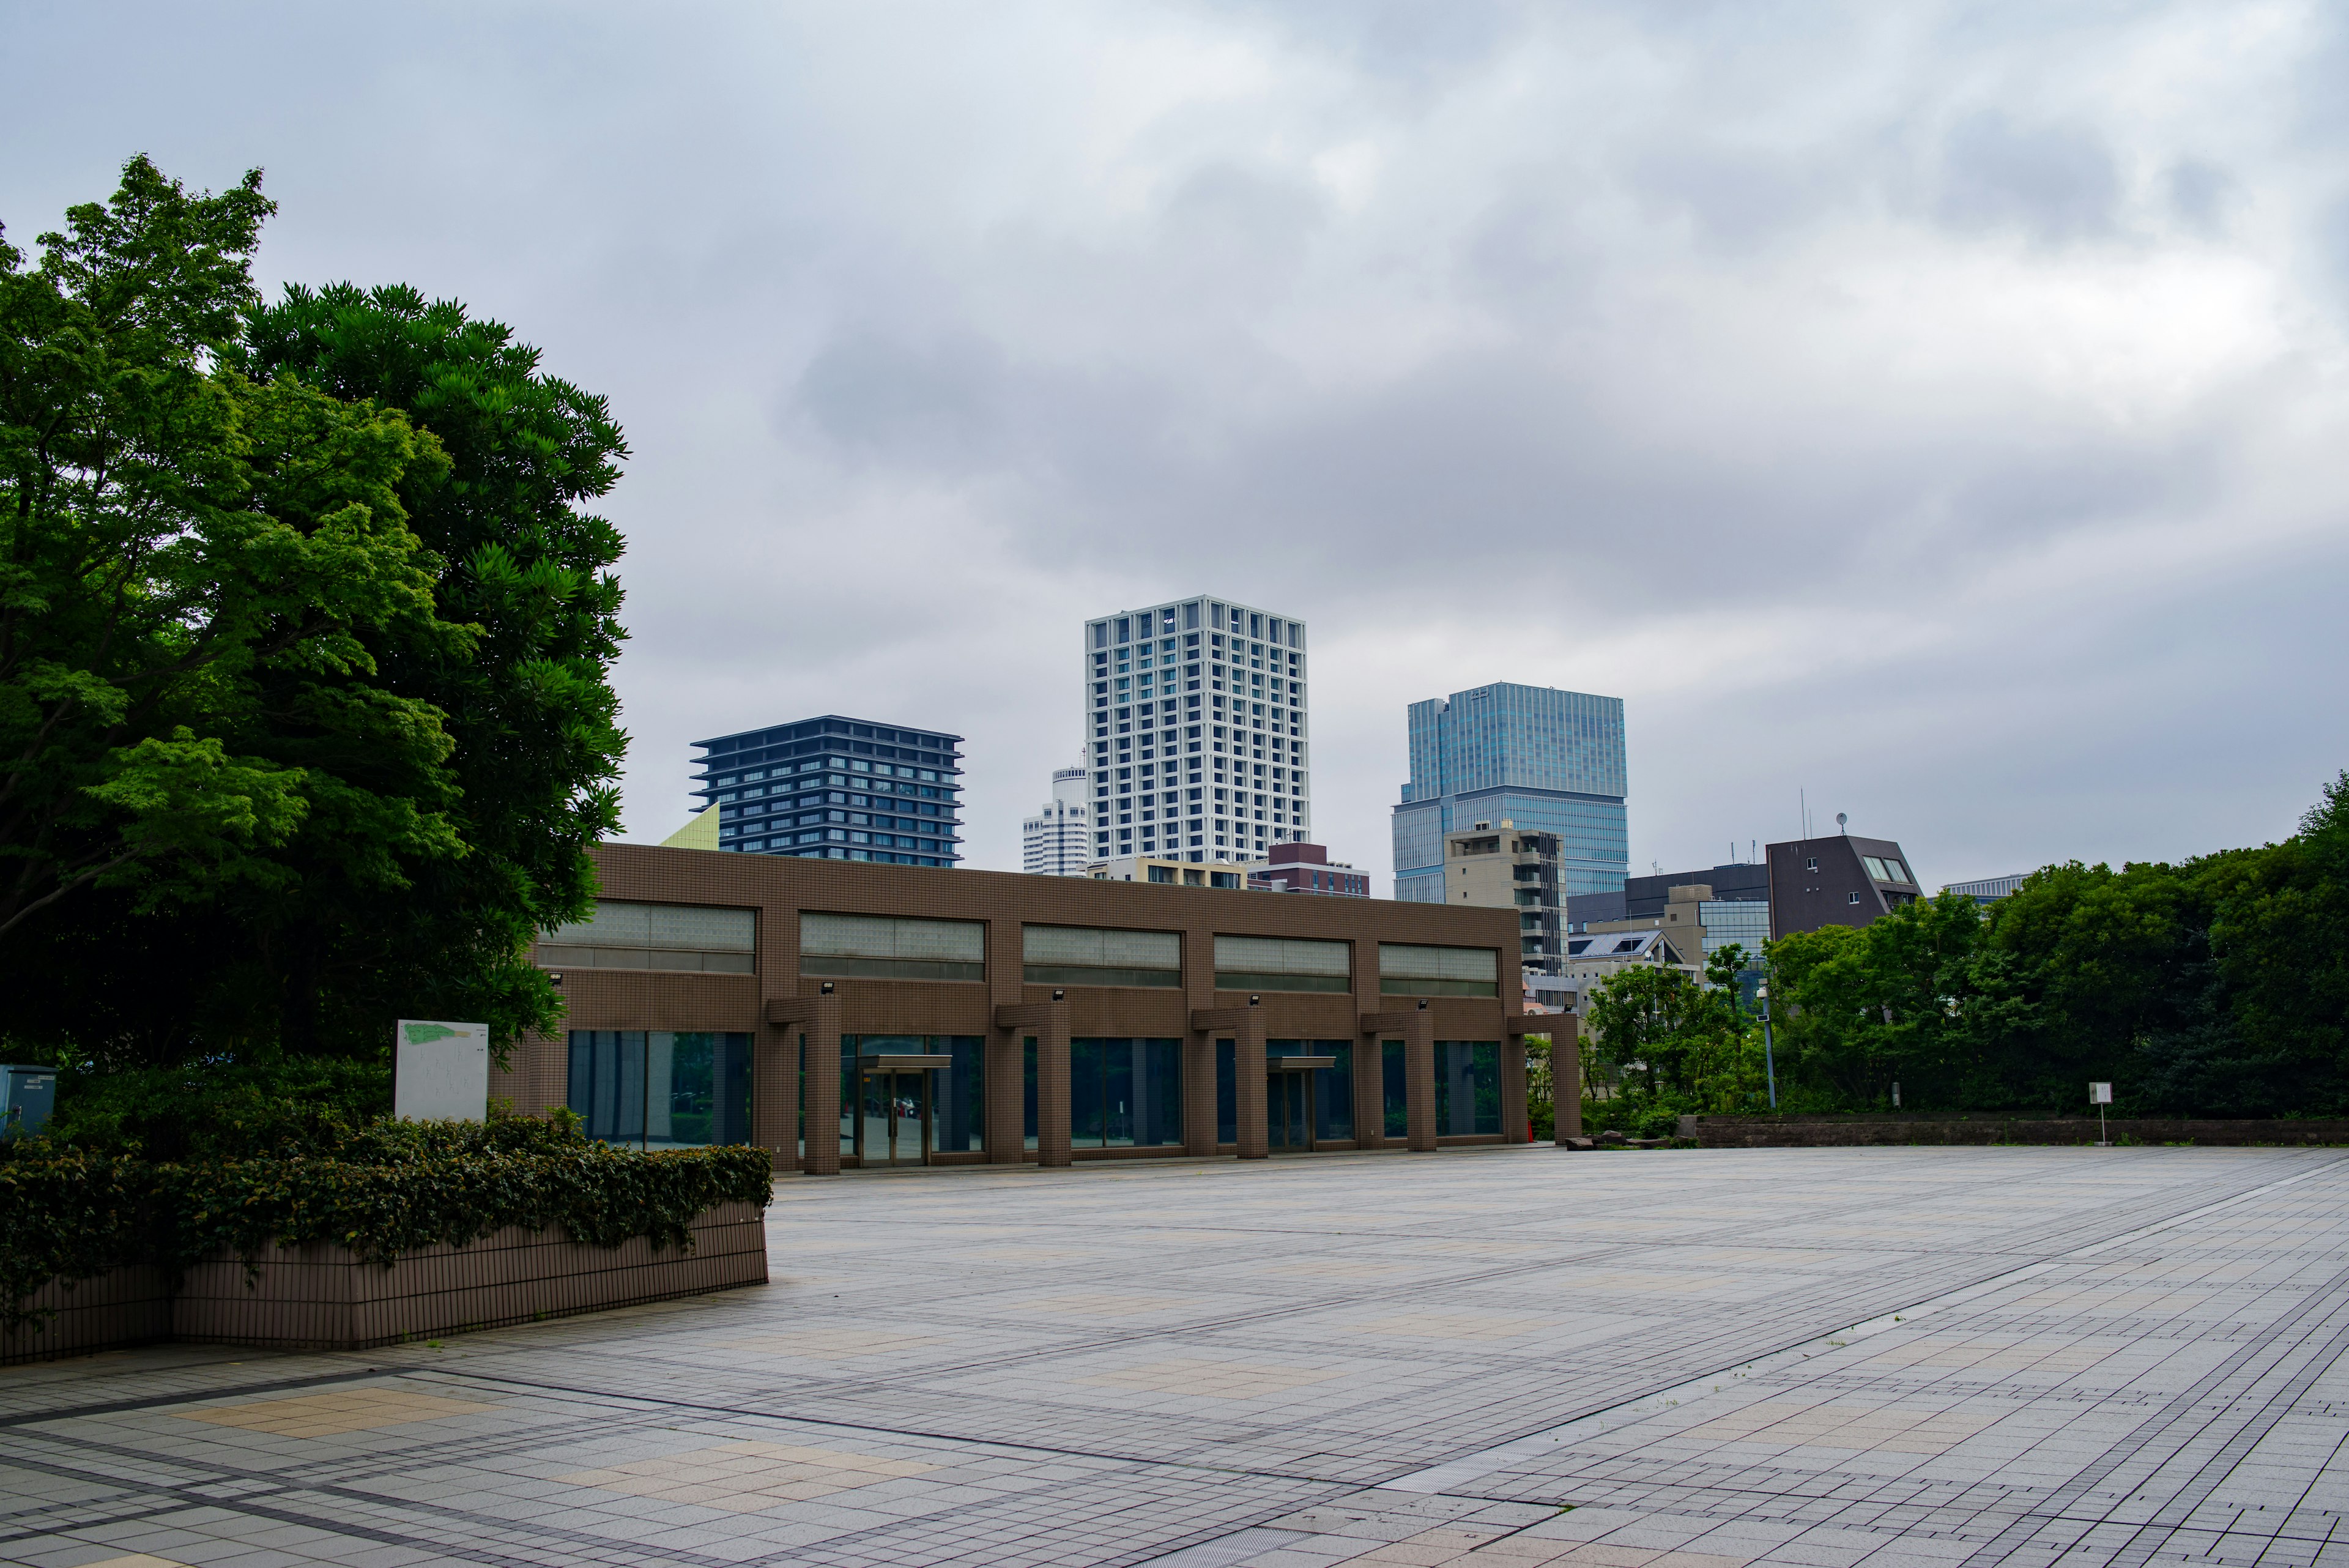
top-left (855, 1066), bottom-right (933, 1165)
top-left (1267, 1069), bottom-right (1313, 1151)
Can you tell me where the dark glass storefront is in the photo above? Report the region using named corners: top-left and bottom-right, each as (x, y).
top-left (566, 1031), bottom-right (753, 1149)
top-left (1028, 1038), bottom-right (1188, 1151)
top-left (1436, 1041), bottom-right (1501, 1135)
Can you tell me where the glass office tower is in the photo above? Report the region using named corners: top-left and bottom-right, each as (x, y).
top-left (1083, 598), bottom-right (1308, 865)
top-left (691, 715), bottom-right (963, 866)
top-left (1390, 683), bottom-right (1628, 902)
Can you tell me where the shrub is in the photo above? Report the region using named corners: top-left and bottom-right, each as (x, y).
top-left (1, 1110), bottom-right (772, 1337)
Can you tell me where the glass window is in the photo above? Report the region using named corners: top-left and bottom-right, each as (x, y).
top-left (567, 1031), bottom-right (752, 1150)
top-left (1213, 934), bottom-right (1350, 993)
top-left (539, 901), bottom-right (755, 974)
top-left (1382, 1039), bottom-right (1406, 1137)
top-left (1863, 855), bottom-right (1889, 880)
top-left (1434, 1042), bottom-right (1501, 1135)
top-left (1378, 943), bottom-right (1499, 997)
top-left (1216, 1039), bottom-right (1236, 1144)
top-left (801, 912), bottom-right (984, 981)
top-left (1071, 1039), bottom-right (1182, 1147)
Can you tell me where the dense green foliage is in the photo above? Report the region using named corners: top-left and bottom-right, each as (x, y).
top-left (2, 1111), bottom-right (773, 1337)
top-left (1580, 773), bottom-right (2349, 1123)
top-left (1, 157), bottom-right (626, 1083)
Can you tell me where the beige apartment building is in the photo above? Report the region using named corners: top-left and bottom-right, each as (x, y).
top-left (1439, 823), bottom-right (1568, 973)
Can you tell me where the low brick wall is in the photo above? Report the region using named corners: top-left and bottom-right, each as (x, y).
top-left (4, 1202), bottom-right (768, 1365)
top-left (1684, 1115), bottom-right (2349, 1149)
top-left (2, 1265), bottom-right (174, 1364)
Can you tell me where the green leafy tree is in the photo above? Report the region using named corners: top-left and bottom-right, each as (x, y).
top-left (1, 157), bottom-right (628, 1083)
top-left (231, 283), bottom-right (629, 1055)
top-left (1586, 962), bottom-right (1704, 1099)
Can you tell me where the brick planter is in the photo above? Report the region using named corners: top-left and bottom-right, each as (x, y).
top-left (4, 1200), bottom-right (768, 1364)
top-left (1683, 1115), bottom-right (2349, 1149)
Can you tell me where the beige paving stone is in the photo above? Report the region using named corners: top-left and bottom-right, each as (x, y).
top-left (172, 1386), bottom-right (498, 1438)
top-left (557, 1438), bottom-right (937, 1511)
top-left (1347, 1311), bottom-right (1552, 1340)
top-left (1077, 1358), bottom-right (1346, 1397)
top-left (708, 1328), bottom-right (944, 1359)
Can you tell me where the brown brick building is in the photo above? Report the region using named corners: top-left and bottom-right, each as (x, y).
top-left (501, 842), bottom-right (1556, 1172)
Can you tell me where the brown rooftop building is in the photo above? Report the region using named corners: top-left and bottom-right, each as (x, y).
top-left (501, 842), bottom-right (1558, 1172)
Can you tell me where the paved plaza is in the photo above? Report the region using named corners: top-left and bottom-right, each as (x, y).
top-left (4, 1145), bottom-right (2349, 1568)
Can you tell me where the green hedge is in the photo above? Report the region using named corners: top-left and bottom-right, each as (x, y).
top-left (2, 1113), bottom-right (773, 1337)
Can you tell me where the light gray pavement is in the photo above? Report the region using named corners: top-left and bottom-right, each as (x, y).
top-left (4, 1145), bottom-right (2348, 1568)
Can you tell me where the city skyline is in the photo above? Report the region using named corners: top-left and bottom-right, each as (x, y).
top-left (34, 7), bottom-right (2339, 887)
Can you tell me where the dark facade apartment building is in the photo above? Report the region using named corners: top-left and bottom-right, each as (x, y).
top-left (1248, 842), bottom-right (1370, 898)
top-left (691, 716), bottom-right (963, 868)
top-left (1765, 834), bottom-right (1924, 939)
top-left (510, 843), bottom-right (1548, 1172)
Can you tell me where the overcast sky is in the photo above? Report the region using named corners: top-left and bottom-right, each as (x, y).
top-left (8, 1), bottom-right (2346, 888)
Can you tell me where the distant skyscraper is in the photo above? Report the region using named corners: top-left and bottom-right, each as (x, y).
top-left (1083, 597), bottom-right (1310, 865)
top-left (1390, 683), bottom-right (1628, 903)
top-left (1023, 763), bottom-right (1092, 876)
top-left (690, 715), bottom-right (963, 866)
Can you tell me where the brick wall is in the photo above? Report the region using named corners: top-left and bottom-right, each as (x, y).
top-left (3, 1202), bottom-right (766, 1365)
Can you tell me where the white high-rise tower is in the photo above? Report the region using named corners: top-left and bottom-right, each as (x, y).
top-left (1082, 597), bottom-right (1310, 865)
top-left (1022, 764), bottom-right (1092, 875)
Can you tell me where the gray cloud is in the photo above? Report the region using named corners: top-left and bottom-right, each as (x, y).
top-left (1935, 111), bottom-right (2121, 243)
top-left (6, 0), bottom-right (2343, 888)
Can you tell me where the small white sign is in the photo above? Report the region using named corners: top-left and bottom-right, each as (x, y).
top-left (394, 1020), bottom-right (490, 1121)
top-left (2089, 1081), bottom-right (2113, 1105)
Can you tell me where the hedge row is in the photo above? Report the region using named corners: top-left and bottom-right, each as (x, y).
top-left (1, 1113), bottom-right (774, 1336)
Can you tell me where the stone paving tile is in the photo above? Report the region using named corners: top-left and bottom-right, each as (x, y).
top-left (4, 1147), bottom-right (2348, 1567)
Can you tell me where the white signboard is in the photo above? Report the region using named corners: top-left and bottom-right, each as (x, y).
top-left (395, 1020), bottom-right (489, 1121)
top-left (2089, 1082), bottom-right (2113, 1105)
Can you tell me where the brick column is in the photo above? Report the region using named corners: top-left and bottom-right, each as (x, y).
top-left (1353, 1035), bottom-right (1386, 1148)
top-left (1500, 1038), bottom-right (1528, 1145)
top-left (1407, 1023), bottom-right (1436, 1151)
top-left (1036, 1021), bottom-right (1071, 1168)
top-left (766, 994), bottom-right (843, 1176)
top-left (995, 1001), bottom-right (1071, 1169)
top-left (1553, 1019), bottom-right (1583, 1143)
top-left (1361, 1008), bottom-right (1436, 1153)
top-left (752, 1025), bottom-right (798, 1173)
top-left (1234, 1013), bottom-right (1266, 1161)
top-left (1184, 1033), bottom-right (1220, 1156)
top-left (985, 1031), bottom-right (1026, 1164)
top-left (1192, 1006), bottom-right (1266, 1159)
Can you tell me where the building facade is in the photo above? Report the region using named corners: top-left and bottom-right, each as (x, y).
top-left (1766, 834), bottom-right (1924, 939)
top-left (1946, 873), bottom-right (2029, 906)
top-left (512, 842), bottom-right (1544, 1170)
top-left (1088, 855), bottom-right (1249, 889)
top-left (1436, 823), bottom-right (1569, 972)
top-left (1244, 842), bottom-right (1370, 898)
top-left (1392, 683), bottom-right (1629, 905)
top-left (1083, 598), bottom-right (1310, 867)
top-left (1023, 764), bottom-right (1092, 876)
top-left (691, 717), bottom-right (963, 867)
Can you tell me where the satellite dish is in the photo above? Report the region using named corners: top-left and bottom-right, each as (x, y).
top-left (1836, 812), bottom-right (1848, 833)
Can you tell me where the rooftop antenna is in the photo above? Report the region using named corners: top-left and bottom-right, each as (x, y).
top-left (1837, 812), bottom-right (1848, 835)
top-left (1800, 788), bottom-right (1808, 841)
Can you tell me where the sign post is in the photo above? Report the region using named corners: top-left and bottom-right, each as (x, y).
top-left (395, 1020), bottom-right (490, 1121)
top-left (2089, 1081), bottom-right (2112, 1146)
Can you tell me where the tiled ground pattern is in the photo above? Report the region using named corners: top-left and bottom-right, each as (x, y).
top-left (1, 1146), bottom-right (2345, 1567)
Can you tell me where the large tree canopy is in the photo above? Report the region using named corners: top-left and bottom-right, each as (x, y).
top-left (0, 157), bottom-right (627, 1077)
top-left (1579, 773), bottom-right (2348, 1124)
